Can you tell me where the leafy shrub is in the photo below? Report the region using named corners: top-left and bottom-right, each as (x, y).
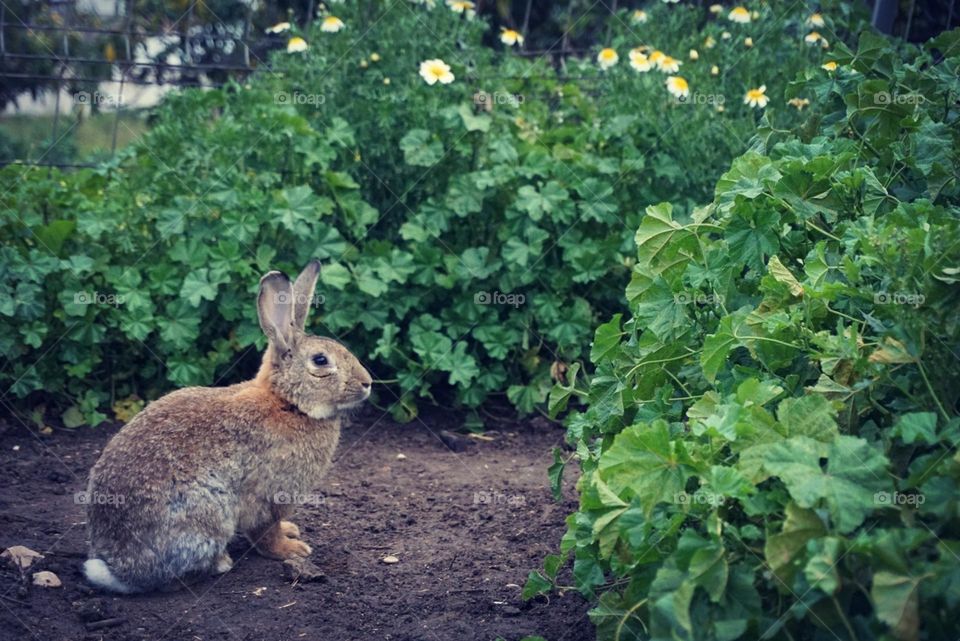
top-left (1, 1), bottom-right (860, 424)
top-left (527, 28), bottom-right (960, 641)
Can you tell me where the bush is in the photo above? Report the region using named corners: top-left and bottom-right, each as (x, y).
top-left (1, 1), bottom-right (861, 424)
top-left (526, 28), bottom-right (960, 641)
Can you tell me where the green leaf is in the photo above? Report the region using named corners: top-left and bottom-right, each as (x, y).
top-left (521, 571), bottom-right (552, 600)
top-left (767, 255), bottom-right (804, 297)
top-left (458, 103), bottom-right (491, 132)
top-left (872, 572), bottom-right (921, 641)
top-left (776, 395), bottom-right (840, 442)
top-left (590, 314), bottom-right (623, 364)
top-left (320, 262), bottom-right (352, 290)
top-left (892, 412), bottom-right (938, 445)
top-left (399, 129), bottom-right (444, 167)
top-left (763, 435), bottom-right (890, 533)
top-left (803, 537), bottom-right (842, 595)
top-left (62, 405), bottom-right (85, 428)
top-left (598, 420), bottom-right (690, 515)
top-left (181, 268), bottom-right (220, 307)
top-left (702, 312), bottom-right (749, 383)
top-left (764, 502), bottom-right (827, 590)
top-left (634, 202), bottom-right (694, 269)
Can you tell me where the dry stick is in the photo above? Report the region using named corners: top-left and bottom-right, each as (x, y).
top-left (85, 618), bottom-right (127, 631)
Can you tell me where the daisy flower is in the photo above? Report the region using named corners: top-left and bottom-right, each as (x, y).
top-left (658, 55), bottom-right (681, 73)
top-left (649, 50), bottom-right (666, 65)
top-left (689, 49), bottom-right (699, 60)
top-left (721, 31), bottom-right (732, 39)
top-left (744, 85), bottom-right (768, 108)
top-left (597, 47), bottom-right (619, 69)
top-left (662, 0), bottom-right (679, 3)
top-left (287, 37), bottom-right (308, 53)
top-left (709, 4), bottom-right (723, 14)
top-left (666, 76), bottom-right (690, 99)
top-left (704, 35), bottom-right (717, 49)
top-left (744, 37), bottom-right (753, 47)
top-left (711, 64), bottom-right (720, 75)
top-left (370, 52), bottom-right (381, 62)
top-left (419, 58), bottom-right (454, 84)
top-left (821, 60), bottom-right (838, 71)
top-left (321, 16), bottom-right (344, 32)
top-left (807, 12), bottom-right (825, 27)
top-left (501, 28), bottom-right (524, 46)
top-left (728, 6), bottom-right (751, 23)
top-left (629, 48), bottom-right (653, 72)
top-left (787, 97), bottom-right (810, 110)
top-left (265, 22), bottom-right (290, 34)
top-left (805, 31), bottom-right (828, 47)
top-left (447, 0), bottom-right (475, 13)
top-left (632, 10), bottom-right (648, 24)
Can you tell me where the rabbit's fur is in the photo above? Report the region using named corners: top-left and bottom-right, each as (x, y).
top-left (83, 261), bottom-right (371, 593)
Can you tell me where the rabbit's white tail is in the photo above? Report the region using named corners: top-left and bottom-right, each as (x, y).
top-left (83, 558), bottom-right (133, 594)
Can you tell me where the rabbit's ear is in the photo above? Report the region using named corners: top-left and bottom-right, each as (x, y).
top-left (258, 271), bottom-right (296, 354)
top-left (292, 259), bottom-right (321, 330)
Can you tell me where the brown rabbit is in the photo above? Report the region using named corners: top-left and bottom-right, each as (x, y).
top-left (83, 261), bottom-right (371, 593)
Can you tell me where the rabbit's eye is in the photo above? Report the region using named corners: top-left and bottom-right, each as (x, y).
top-left (312, 353), bottom-right (329, 367)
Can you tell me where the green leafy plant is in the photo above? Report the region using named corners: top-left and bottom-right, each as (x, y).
top-left (2, 1), bottom-right (862, 425)
top-left (527, 27), bottom-right (960, 641)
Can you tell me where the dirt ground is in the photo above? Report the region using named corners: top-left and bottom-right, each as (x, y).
top-left (0, 406), bottom-right (592, 641)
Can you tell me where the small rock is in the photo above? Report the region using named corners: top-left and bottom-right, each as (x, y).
top-left (396, 453), bottom-right (407, 460)
top-left (32, 571), bottom-right (62, 587)
top-left (439, 430), bottom-right (476, 452)
top-left (2, 545), bottom-right (44, 569)
top-left (500, 605), bottom-right (521, 616)
top-left (282, 557), bottom-right (326, 583)
top-left (381, 555), bottom-right (400, 564)
top-left (73, 598), bottom-right (112, 622)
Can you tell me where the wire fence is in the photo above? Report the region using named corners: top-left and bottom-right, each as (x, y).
top-left (1, 0), bottom-right (956, 170)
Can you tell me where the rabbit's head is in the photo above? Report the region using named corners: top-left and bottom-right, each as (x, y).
top-left (257, 261), bottom-right (372, 419)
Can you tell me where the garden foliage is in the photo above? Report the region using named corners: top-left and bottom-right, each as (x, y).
top-left (0, 1), bottom-right (851, 424)
top-left (527, 26), bottom-right (960, 641)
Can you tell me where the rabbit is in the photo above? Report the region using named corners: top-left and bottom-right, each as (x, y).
top-left (82, 260), bottom-right (372, 593)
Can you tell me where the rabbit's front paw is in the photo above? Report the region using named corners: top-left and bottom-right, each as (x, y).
top-left (214, 552), bottom-right (234, 574)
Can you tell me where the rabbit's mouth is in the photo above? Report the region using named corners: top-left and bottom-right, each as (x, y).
top-left (338, 387), bottom-right (371, 409)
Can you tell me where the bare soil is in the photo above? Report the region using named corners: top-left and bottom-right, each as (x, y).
top-left (0, 406), bottom-right (592, 641)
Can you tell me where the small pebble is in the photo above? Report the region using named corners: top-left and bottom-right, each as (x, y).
top-left (32, 571), bottom-right (62, 587)
top-left (381, 555), bottom-right (399, 564)
top-left (396, 453), bottom-right (407, 460)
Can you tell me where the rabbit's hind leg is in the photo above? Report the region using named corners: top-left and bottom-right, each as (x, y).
top-left (246, 521), bottom-right (312, 560)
